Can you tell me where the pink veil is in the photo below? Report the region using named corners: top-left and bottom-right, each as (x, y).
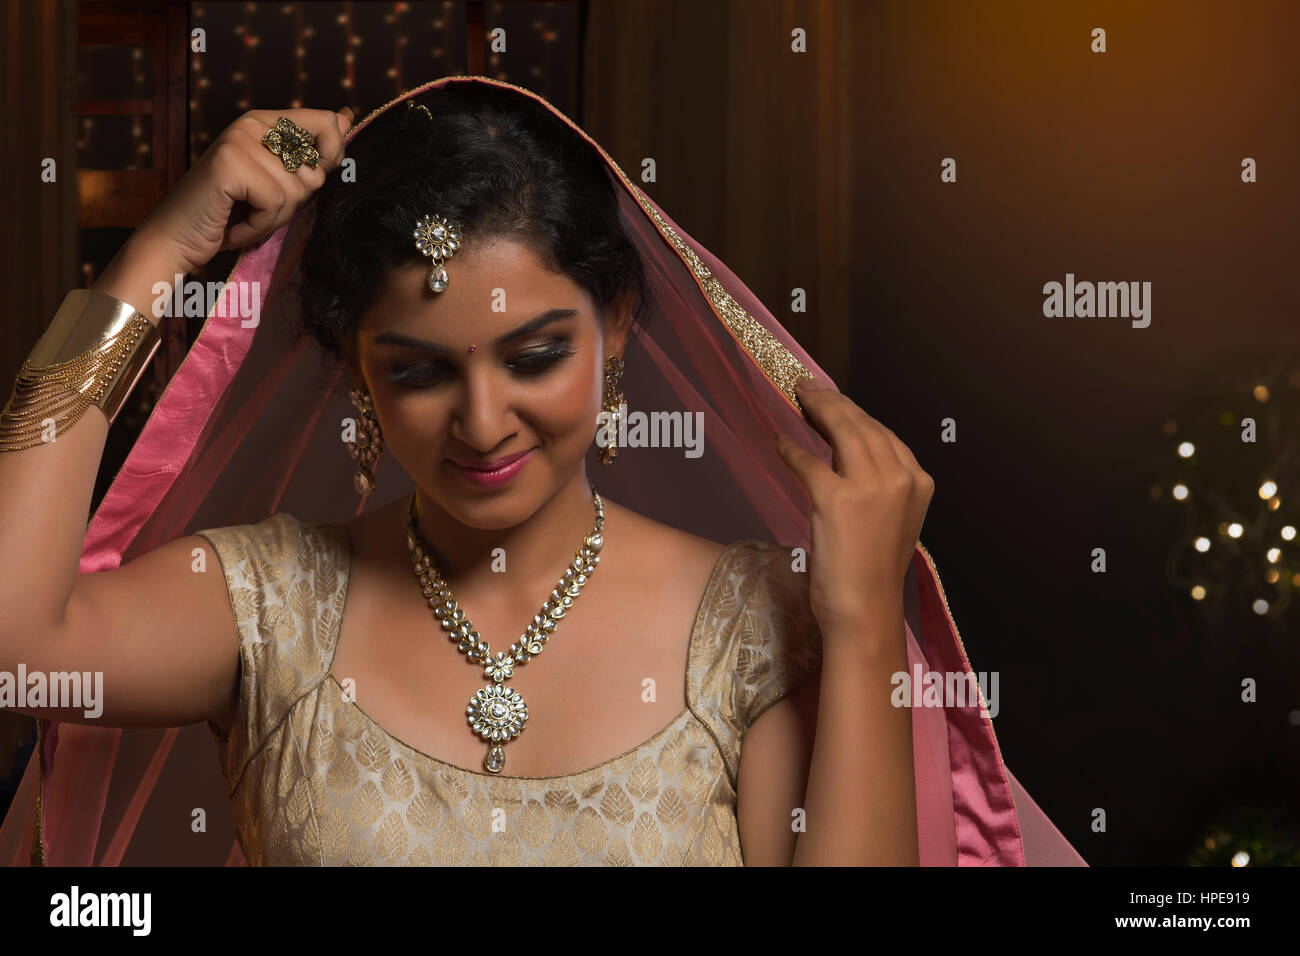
top-left (0, 75), bottom-right (1085, 867)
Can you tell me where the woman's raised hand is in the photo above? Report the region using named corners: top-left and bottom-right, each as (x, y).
top-left (91, 108), bottom-right (351, 322)
top-left (134, 108), bottom-right (352, 276)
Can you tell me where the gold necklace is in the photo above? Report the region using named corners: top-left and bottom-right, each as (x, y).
top-left (403, 482), bottom-right (605, 774)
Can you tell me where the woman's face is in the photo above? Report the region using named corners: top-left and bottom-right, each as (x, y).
top-left (345, 236), bottom-right (628, 530)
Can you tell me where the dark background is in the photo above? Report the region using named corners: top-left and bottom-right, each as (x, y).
top-left (1, 0), bottom-right (1297, 866)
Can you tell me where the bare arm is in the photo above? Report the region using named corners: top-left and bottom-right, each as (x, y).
top-left (737, 595), bottom-right (918, 866)
top-left (0, 237), bottom-right (242, 730)
top-left (0, 234), bottom-right (182, 643)
top-left (0, 108), bottom-right (351, 731)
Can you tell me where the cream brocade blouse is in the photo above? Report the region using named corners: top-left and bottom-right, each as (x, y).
top-left (193, 512), bottom-right (822, 866)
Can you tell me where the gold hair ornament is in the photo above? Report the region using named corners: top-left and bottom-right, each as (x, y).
top-left (413, 213), bottom-right (464, 293)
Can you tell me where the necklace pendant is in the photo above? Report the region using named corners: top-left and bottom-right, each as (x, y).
top-left (467, 684), bottom-right (527, 775)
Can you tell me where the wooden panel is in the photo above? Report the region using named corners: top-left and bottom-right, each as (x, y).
top-left (467, 0), bottom-right (487, 75)
top-left (0, 0), bottom-right (79, 382)
top-left (582, 0), bottom-right (854, 385)
top-left (78, 168), bottom-right (167, 228)
top-left (79, 98), bottom-right (155, 115)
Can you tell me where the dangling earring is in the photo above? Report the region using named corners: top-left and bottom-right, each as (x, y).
top-left (597, 354), bottom-right (625, 466)
top-left (347, 384), bottom-right (385, 495)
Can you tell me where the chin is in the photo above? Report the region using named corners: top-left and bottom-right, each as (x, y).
top-left (433, 464), bottom-right (544, 530)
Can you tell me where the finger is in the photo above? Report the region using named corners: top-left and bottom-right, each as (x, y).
top-left (799, 379), bottom-right (919, 478)
top-left (772, 431), bottom-right (839, 502)
top-left (228, 124), bottom-right (316, 201)
top-left (221, 152), bottom-right (289, 249)
top-left (249, 107), bottom-right (349, 173)
top-left (336, 107), bottom-right (354, 137)
top-left (794, 380), bottom-right (879, 476)
top-left (886, 428), bottom-right (928, 480)
top-left (856, 407), bottom-right (927, 479)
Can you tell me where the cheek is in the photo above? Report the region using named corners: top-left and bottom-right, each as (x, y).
top-left (528, 357), bottom-right (603, 436)
top-left (375, 391), bottom-right (448, 455)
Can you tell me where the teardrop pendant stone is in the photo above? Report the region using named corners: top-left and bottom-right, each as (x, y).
top-left (485, 745), bottom-right (505, 773)
top-left (428, 266), bottom-right (448, 292)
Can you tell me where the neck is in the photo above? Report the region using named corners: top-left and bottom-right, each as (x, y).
top-left (406, 469), bottom-right (600, 587)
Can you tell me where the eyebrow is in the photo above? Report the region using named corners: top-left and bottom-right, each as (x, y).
top-left (372, 308), bottom-right (580, 355)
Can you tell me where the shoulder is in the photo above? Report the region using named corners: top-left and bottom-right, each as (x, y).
top-left (194, 511), bottom-right (305, 567)
top-left (193, 511), bottom-right (350, 780)
top-left (713, 542), bottom-right (822, 716)
top-left (600, 495), bottom-right (817, 669)
top-left (191, 509), bottom-right (348, 674)
top-left (195, 511), bottom-right (347, 586)
top-left (689, 537), bottom-right (822, 727)
top-left (683, 536), bottom-right (822, 794)
top-left (599, 496), bottom-right (730, 592)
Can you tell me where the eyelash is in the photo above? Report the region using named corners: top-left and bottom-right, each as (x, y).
top-left (387, 344), bottom-right (577, 388)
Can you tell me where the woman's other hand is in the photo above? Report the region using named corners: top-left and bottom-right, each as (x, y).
top-left (772, 376), bottom-right (934, 638)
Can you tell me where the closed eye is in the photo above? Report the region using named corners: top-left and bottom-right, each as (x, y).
top-left (510, 343), bottom-right (577, 374)
top-left (386, 343), bottom-right (577, 388)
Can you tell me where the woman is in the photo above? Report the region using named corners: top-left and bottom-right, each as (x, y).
top-left (0, 76), bottom-right (1084, 866)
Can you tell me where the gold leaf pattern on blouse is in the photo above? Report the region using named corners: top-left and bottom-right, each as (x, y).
top-left (381, 758), bottom-right (415, 803)
top-left (229, 586), bottom-right (259, 622)
top-left (349, 780), bottom-right (384, 827)
top-left (517, 800), bottom-right (551, 848)
top-left (626, 757), bottom-right (659, 802)
top-left (192, 512), bottom-right (822, 866)
top-left (656, 788), bottom-right (687, 830)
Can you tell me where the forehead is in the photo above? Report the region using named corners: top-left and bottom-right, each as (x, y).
top-left (360, 236), bottom-right (592, 337)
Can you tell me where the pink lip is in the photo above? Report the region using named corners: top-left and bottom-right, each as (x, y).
top-left (449, 448), bottom-right (536, 488)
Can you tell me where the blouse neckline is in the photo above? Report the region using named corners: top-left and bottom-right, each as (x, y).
top-left (315, 521), bottom-right (741, 782)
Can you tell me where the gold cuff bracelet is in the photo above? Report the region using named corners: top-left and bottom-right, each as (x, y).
top-left (0, 289), bottom-right (161, 450)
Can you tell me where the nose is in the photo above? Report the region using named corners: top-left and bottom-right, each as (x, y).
top-left (450, 366), bottom-right (517, 454)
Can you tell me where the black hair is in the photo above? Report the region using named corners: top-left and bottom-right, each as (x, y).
top-left (293, 83), bottom-right (650, 369)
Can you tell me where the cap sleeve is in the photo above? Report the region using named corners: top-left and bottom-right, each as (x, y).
top-left (690, 540), bottom-right (823, 786)
top-left (731, 543), bottom-right (823, 728)
top-left (192, 512), bottom-right (349, 794)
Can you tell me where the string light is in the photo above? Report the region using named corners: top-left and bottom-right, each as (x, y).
top-left (193, 4), bottom-right (207, 147)
top-left (392, 0), bottom-right (406, 93)
top-left (291, 2), bottom-right (305, 110)
top-left (128, 46), bottom-right (145, 169)
top-left (239, 1), bottom-right (254, 114)
top-left (340, 2), bottom-right (355, 99)
top-left (1157, 368), bottom-right (1298, 620)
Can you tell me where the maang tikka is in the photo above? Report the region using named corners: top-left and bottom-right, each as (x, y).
top-left (413, 213), bottom-right (463, 293)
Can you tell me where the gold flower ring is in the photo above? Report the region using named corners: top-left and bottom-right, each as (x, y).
top-left (260, 116), bottom-right (320, 173)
